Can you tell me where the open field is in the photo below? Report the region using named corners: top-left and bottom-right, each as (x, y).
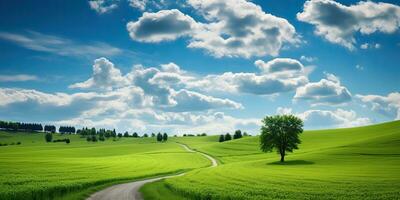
top-left (0, 121), bottom-right (399, 200)
top-left (142, 120), bottom-right (400, 199)
top-left (0, 133), bottom-right (209, 200)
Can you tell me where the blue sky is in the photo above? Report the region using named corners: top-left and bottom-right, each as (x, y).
top-left (0, 0), bottom-right (399, 134)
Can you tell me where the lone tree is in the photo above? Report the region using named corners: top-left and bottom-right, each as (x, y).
top-left (260, 115), bottom-right (303, 162)
top-left (163, 133), bottom-right (168, 142)
top-left (219, 134), bottom-right (225, 142)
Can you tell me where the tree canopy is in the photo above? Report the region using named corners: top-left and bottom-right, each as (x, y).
top-left (233, 130), bottom-right (242, 139)
top-left (260, 115), bottom-right (303, 162)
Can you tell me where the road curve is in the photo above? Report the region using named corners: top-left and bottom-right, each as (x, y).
top-left (86, 143), bottom-right (217, 200)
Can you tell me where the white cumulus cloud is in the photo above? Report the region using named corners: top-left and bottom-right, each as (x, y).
top-left (294, 73), bottom-right (352, 106)
top-left (356, 92), bottom-right (400, 120)
top-left (297, 0), bottom-right (400, 50)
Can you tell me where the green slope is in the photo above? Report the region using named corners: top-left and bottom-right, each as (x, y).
top-left (143, 120), bottom-right (400, 199)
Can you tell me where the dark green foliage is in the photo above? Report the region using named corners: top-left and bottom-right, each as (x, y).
top-left (123, 132), bottom-right (129, 137)
top-left (53, 138), bottom-right (70, 144)
top-left (157, 133), bottom-right (163, 142)
top-left (86, 136), bottom-right (91, 142)
top-left (233, 130), bottom-right (242, 139)
top-left (151, 133), bottom-right (155, 137)
top-left (260, 115), bottom-right (303, 162)
top-left (45, 132), bottom-right (52, 142)
top-left (132, 132), bottom-right (138, 138)
top-left (200, 133), bottom-right (207, 136)
top-left (219, 134), bottom-right (225, 142)
top-left (225, 133), bottom-right (232, 141)
top-left (243, 132), bottom-right (249, 136)
top-left (117, 133), bottom-right (123, 138)
top-left (143, 133), bottom-right (149, 138)
top-left (91, 128), bottom-right (96, 136)
top-left (99, 136), bottom-right (105, 141)
top-left (0, 120), bottom-right (43, 132)
top-left (91, 135), bottom-right (97, 142)
top-left (163, 133), bottom-right (168, 142)
top-left (16, 141), bottom-right (21, 145)
top-left (105, 130), bottom-right (111, 138)
top-left (58, 126), bottom-right (75, 134)
top-left (111, 129), bottom-right (116, 138)
top-left (44, 125), bottom-right (56, 133)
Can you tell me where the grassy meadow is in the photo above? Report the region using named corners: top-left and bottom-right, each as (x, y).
top-left (0, 133), bottom-right (209, 200)
top-left (142, 120), bottom-right (400, 199)
top-left (0, 121), bottom-right (399, 200)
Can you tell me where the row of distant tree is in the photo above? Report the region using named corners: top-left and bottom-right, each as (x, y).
top-left (0, 121), bottom-right (44, 132)
top-left (219, 130), bottom-right (249, 142)
top-left (0, 120), bottom-right (75, 134)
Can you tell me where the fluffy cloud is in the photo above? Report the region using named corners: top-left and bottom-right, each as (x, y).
top-left (189, 58), bottom-right (309, 95)
top-left (167, 89), bottom-right (243, 112)
top-left (89, 0), bottom-right (119, 14)
top-left (127, 0), bottom-right (299, 58)
top-left (187, 0), bottom-right (299, 58)
top-left (255, 58), bottom-right (304, 74)
top-left (0, 88), bottom-right (121, 121)
top-left (70, 57), bottom-right (241, 111)
top-left (126, 9), bottom-right (197, 42)
top-left (297, 0), bottom-right (400, 50)
top-left (276, 107), bottom-right (371, 129)
top-left (299, 109), bottom-right (371, 129)
top-left (70, 57), bottom-right (127, 90)
top-left (0, 74), bottom-right (38, 82)
top-left (356, 92), bottom-right (400, 119)
top-left (0, 31), bottom-right (122, 57)
top-left (294, 73), bottom-right (351, 106)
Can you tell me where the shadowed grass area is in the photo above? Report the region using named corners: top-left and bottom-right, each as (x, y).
top-left (267, 160), bottom-right (314, 165)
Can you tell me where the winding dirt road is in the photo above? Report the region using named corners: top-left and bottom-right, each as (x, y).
top-left (86, 143), bottom-right (217, 200)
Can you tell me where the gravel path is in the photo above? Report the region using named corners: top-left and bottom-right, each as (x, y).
top-left (86, 143), bottom-right (218, 200)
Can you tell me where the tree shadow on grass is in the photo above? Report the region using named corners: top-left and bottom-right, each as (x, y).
top-left (267, 160), bottom-right (315, 165)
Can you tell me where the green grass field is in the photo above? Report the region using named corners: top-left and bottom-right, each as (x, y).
top-left (0, 133), bottom-right (209, 200)
top-left (142, 120), bottom-right (400, 199)
top-left (0, 121), bottom-right (399, 200)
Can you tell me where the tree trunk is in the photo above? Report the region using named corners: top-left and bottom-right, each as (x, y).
top-left (280, 149), bottom-right (285, 162)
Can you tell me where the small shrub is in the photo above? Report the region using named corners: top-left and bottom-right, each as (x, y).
top-left (45, 132), bottom-right (53, 142)
top-left (65, 139), bottom-right (70, 144)
top-left (16, 141), bottom-right (21, 145)
top-left (86, 136), bottom-right (91, 142)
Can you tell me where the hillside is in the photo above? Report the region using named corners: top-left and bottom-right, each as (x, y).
top-left (143, 120), bottom-right (400, 199)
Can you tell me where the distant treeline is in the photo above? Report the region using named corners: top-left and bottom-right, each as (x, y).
top-left (219, 130), bottom-right (249, 142)
top-left (59, 126), bottom-right (76, 134)
top-left (0, 120), bottom-right (76, 134)
top-left (0, 120), bottom-right (43, 132)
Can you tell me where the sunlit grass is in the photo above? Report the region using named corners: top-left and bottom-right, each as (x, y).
top-left (143, 121), bottom-right (400, 199)
top-left (0, 133), bottom-right (209, 200)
